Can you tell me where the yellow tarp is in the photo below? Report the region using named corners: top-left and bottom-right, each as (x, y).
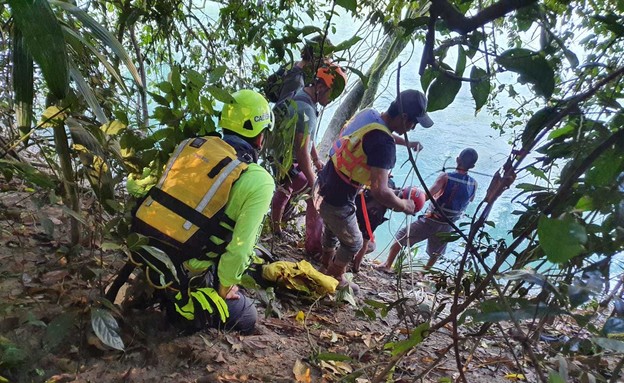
top-left (262, 260), bottom-right (339, 296)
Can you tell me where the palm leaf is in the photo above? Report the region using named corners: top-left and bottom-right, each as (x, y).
top-left (62, 26), bottom-right (131, 96)
top-left (50, 1), bottom-right (143, 90)
top-left (11, 26), bottom-right (34, 140)
top-left (8, 0), bottom-right (69, 99)
top-left (69, 62), bottom-right (108, 125)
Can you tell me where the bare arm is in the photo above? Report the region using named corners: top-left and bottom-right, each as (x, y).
top-left (392, 133), bottom-right (423, 152)
top-left (294, 132), bottom-right (316, 186)
top-left (428, 173), bottom-right (448, 200)
top-left (310, 143), bottom-right (323, 171)
top-left (369, 167), bottom-right (415, 214)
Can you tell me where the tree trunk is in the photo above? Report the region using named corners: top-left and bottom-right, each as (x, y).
top-left (53, 122), bottom-right (81, 246)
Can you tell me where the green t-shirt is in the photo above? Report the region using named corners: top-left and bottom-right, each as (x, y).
top-left (217, 163), bottom-right (274, 287)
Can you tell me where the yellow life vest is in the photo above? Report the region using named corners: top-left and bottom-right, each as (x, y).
top-left (131, 136), bottom-right (249, 323)
top-left (135, 136), bottom-right (247, 247)
top-left (330, 122), bottom-right (391, 186)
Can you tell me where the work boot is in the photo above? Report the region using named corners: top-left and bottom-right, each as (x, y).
top-left (325, 258), bottom-right (360, 295)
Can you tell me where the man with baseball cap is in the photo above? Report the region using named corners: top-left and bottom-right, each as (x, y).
top-left (317, 89), bottom-right (433, 293)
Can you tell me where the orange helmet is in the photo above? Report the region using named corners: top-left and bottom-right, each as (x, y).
top-left (316, 62), bottom-right (347, 101)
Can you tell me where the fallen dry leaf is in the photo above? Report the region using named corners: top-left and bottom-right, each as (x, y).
top-left (293, 359), bottom-right (311, 383)
top-left (41, 270), bottom-right (69, 284)
top-left (320, 360), bottom-right (353, 375)
top-left (215, 351), bottom-right (228, 363)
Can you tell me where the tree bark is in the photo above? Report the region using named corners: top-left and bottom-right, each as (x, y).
top-left (53, 122), bottom-right (81, 246)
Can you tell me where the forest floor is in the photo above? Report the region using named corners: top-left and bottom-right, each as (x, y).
top-left (0, 179), bottom-right (616, 383)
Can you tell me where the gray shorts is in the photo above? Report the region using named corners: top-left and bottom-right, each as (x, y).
top-left (395, 216), bottom-right (454, 256)
top-left (319, 201), bottom-right (363, 264)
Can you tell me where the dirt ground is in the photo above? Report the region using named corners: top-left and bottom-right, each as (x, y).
top-left (0, 181), bottom-right (608, 382)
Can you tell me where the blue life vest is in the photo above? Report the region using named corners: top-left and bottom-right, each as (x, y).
top-left (428, 171), bottom-right (476, 222)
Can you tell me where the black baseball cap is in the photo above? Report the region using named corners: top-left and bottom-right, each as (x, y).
top-left (395, 90), bottom-right (434, 128)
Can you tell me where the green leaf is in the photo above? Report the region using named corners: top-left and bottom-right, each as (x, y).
top-left (140, 245), bottom-right (180, 283)
top-left (548, 371), bottom-right (566, 383)
top-left (9, 0), bottom-right (68, 99)
top-left (456, 46), bottom-right (467, 77)
top-left (170, 66), bottom-right (183, 95)
top-left (91, 308), bottom-right (124, 351)
top-left (69, 63), bottom-right (108, 124)
top-left (335, 0), bottom-right (357, 13)
top-left (585, 149), bottom-right (623, 188)
top-left (574, 196), bottom-right (594, 211)
top-left (537, 215), bottom-right (587, 264)
top-left (592, 337), bottom-right (624, 352)
top-left (332, 35), bottom-right (362, 53)
top-left (206, 85), bottom-right (235, 104)
top-left (427, 74), bottom-right (462, 112)
top-left (470, 67), bottom-right (489, 113)
top-left (101, 242), bottom-right (123, 251)
top-left (149, 91), bottom-right (170, 106)
top-left (344, 66), bottom-right (368, 88)
top-left (496, 48), bottom-right (554, 98)
top-left (126, 232), bottom-right (148, 251)
top-left (398, 17), bottom-right (428, 35)
top-left (421, 67), bottom-right (437, 94)
top-left (44, 312), bottom-right (77, 351)
top-left (208, 66), bottom-right (227, 84)
top-left (0, 160), bottom-right (55, 188)
top-left (316, 352), bottom-right (352, 361)
top-left (384, 322), bottom-right (429, 356)
top-left (51, 1), bottom-right (142, 89)
top-left (522, 106), bottom-right (556, 148)
top-left (61, 26), bottom-right (130, 96)
top-left (60, 205), bottom-right (88, 226)
top-left (12, 26), bottom-right (34, 139)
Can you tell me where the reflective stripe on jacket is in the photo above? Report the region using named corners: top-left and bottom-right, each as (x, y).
top-left (428, 172), bottom-right (476, 222)
top-left (330, 119), bottom-right (392, 186)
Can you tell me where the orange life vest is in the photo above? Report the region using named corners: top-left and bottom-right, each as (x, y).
top-left (330, 122), bottom-right (392, 186)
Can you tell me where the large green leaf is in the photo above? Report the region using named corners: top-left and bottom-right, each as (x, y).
top-left (332, 35), bottom-right (362, 53)
top-left (585, 149), bottom-right (624, 188)
top-left (426, 74), bottom-right (462, 112)
top-left (12, 26), bottom-right (34, 139)
top-left (384, 322), bottom-right (429, 356)
top-left (335, 0), bottom-right (357, 13)
top-left (50, 0), bottom-right (143, 89)
top-left (537, 215), bottom-right (588, 264)
top-left (91, 308), bottom-right (125, 351)
top-left (470, 66), bottom-right (489, 113)
top-left (62, 26), bottom-right (130, 96)
top-left (8, 0), bottom-right (68, 99)
top-left (522, 106), bottom-right (557, 148)
top-left (69, 63), bottom-right (108, 125)
top-left (496, 48), bottom-right (554, 98)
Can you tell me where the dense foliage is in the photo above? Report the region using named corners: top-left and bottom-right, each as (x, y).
top-left (0, 0), bottom-right (623, 382)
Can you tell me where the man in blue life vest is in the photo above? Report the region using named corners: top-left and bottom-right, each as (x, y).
top-left (270, 62), bottom-right (347, 256)
top-left (127, 90), bottom-right (275, 334)
top-left (377, 148), bottom-right (478, 273)
top-left (317, 89), bottom-right (434, 293)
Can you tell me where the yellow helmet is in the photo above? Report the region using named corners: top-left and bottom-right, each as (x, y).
top-left (219, 90), bottom-right (273, 138)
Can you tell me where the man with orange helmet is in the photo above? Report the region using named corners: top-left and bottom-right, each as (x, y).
top-left (377, 148), bottom-right (478, 273)
top-left (269, 62), bottom-right (347, 257)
